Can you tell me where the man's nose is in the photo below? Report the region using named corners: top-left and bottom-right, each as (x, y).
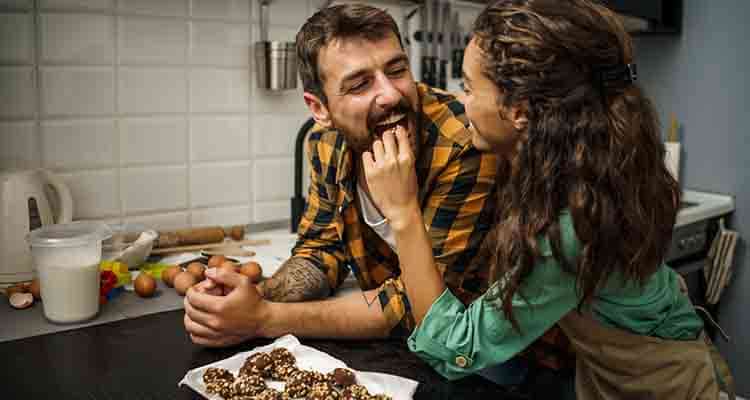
top-left (374, 73), bottom-right (402, 110)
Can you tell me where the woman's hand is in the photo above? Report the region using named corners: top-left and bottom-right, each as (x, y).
top-left (362, 125), bottom-right (420, 231)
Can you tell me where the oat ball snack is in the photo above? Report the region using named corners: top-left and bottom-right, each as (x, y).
top-left (239, 352), bottom-right (274, 378)
top-left (203, 367), bottom-right (235, 384)
top-left (284, 369), bottom-right (318, 398)
top-left (330, 368), bottom-right (357, 388)
top-left (270, 362), bottom-right (299, 381)
top-left (308, 382), bottom-right (340, 400)
top-left (341, 384), bottom-right (372, 400)
top-left (205, 379), bottom-right (234, 398)
top-left (231, 374), bottom-right (266, 396)
top-left (270, 347), bottom-right (296, 366)
top-left (253, 388), bottom-right (290, 400)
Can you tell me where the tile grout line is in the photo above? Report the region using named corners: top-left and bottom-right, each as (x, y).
top-left (114, 0), bottom-right (123, 223)
top-left (248, 0), bottom-right (255, 224)
top-left (186, 0), bottom-right (193, 227)
top-left (31, 0), bottom-right (42, 170)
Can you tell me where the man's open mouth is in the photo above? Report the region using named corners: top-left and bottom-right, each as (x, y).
top-left (372, 112), bottom-right (409, 140)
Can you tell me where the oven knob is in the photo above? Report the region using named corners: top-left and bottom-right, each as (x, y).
top-left (678, 238), bottom-right (688, 250)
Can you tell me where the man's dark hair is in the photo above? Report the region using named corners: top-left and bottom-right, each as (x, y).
top-left (296, 4), bottom-right (403, 104)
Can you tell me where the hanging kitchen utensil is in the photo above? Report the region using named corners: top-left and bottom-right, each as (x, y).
top-left (255, 0), bottom-right (297, 91)
top-left (703, 219), bottom-right (738, 305)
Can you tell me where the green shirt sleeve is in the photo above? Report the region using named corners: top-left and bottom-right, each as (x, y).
top-left (407, 256), bottom-right (578, 381)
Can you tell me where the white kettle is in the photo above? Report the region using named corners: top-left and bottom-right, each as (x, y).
top-left (0, 169), bottom-right (73, 283)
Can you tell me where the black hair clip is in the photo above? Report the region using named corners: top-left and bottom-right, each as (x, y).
top-left (596, 63), bottom-right (637, 88)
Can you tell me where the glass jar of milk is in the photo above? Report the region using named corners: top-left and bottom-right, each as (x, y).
top-left (27, 222), bottom-right (112, 324)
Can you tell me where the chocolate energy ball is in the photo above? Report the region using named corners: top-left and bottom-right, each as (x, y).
top-left (269, 347), bottom-right (296, 366)
top-left (203, 367), bottom-right (235, 384)
top-left (231, 374), bottom-right (266, 396)
top-left (270, 363), bottom-right (299, 381)
top-left (308, 382), bottom-right (340, 400)
top-left (205, 379), bottom-right (234, 398)
top-left (239, 352), bottom-right (274, 378)
top-left (341, 384), bottom-right (372, 400)
top-left (253, 388), bottom-right (290, 400)
top-left (331, 368), bottom-right (356, 387)
top-left (284, 370), bottom-right (317, 398)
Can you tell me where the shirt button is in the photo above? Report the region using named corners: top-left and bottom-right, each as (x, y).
top-left (455, 355), bottom-right (468, 368)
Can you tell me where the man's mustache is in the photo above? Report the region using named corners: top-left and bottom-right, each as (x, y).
top-left (367, 100), bottom-right (413, 131)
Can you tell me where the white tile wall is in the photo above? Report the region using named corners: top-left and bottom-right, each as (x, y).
top-left (0, 0), bottom-right (459, 230)
top-left (0, 121), bottom-right (37, 169)
top-left (60, 169), bottom-right (120, 219)
top-left (118, 16), bottom-right (187, 64)
top-left (0, 0), bottom-right (31, 10)
top-left (190, 161), bottom-right (250, 207)
top-left (41, 66), bottom-right (115, 116)
top-left (121, 165), bottom-right (187, 213)
top-left (191, 0), bottom-right (249, 21)
top-left (190, 21), bottom-right (251, 67)
top-left (190, 68), bottom-right (249, 112)
top-left (41, 13), bottom-right (115, 63)
top-left (0, 67), bottom-right (35, 118)
top-left (190, 116), bottom-right (249, 161)
top-left (41, 0), bottom-right (114, 11)
top-left (41, 118), bottom-right (117, 168)
top-left (119, 67), bottom-right (186, 113)
top-left (253, 158), bottom-right (292, 201)
top-left (0, 13), bottom-right (33, 63)
top-left (120, 117), bottom-right (187, 165)
top-left (118, 0), bottom-right (187, 17)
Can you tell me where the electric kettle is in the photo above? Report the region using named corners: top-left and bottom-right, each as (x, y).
top-left (0, 169), bottom-right (74, 283)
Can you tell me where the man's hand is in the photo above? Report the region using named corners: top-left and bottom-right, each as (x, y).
top-left (362, 125), bottom-right (420, 231)
top-left (184, 267), bottom-right (268, 347)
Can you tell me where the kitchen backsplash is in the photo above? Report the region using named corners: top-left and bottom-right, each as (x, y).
top-left (0, 0), bottom-right (478, 230)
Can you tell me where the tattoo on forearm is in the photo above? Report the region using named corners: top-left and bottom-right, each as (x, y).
top-left (258, 258), bottom-right (330, 302)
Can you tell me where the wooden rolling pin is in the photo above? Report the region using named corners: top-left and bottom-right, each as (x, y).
top-left (150, 239), bottom-right (271, 255)
top-left (154, 225), bottom-right (245, 248)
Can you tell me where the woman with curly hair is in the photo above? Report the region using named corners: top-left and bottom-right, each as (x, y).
top-left (362, 0), bottom-right (734, 398)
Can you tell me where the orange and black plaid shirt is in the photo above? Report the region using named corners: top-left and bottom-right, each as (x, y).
top-left (292, 83), bottom-right (498, 337)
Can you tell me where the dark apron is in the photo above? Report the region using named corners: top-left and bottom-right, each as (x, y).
top-left (558, 310), bottom-right (725, 400)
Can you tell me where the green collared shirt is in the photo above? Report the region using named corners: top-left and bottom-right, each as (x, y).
top-left (408, 211), bottom-right (704, 380)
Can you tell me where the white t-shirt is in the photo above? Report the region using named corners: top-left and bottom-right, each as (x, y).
top-left (357, 183), bottom-right (398, 252)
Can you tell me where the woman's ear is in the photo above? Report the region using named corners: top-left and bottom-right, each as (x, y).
top-left (303, 92), bottom-right (333, 128)
top-left (511, 103), bottom-right (529, 132)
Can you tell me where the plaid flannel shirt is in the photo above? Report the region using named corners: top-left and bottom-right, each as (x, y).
top-left (292, 83), bottom-right (498, 336)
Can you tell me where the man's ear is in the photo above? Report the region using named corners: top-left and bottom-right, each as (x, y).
top-left (303, 92), bottom-right (332, 128)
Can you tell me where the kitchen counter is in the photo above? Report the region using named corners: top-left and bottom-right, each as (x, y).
top-left (0, 225), bottom-right (532, 399)
top-left (0, 227), bottom-right (362, 343)
top-left (0, 309), bottom-right (532, 400)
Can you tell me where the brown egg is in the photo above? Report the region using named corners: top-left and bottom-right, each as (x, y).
top-left (9, 292), bottom-right (34, 309)
top-left (239, 261), bottom-right (263, 283)
top-left (161, 265), bottom-right (182, 287)
top-left (186, 262), bottom-right (206, 281)
top-left (134, 273), bottom-right (157, 298)
top-left (208, 255), bottom-right (227, 268)
top-left (5, 283), bottom-right (27, 297)
top-left (29, 278), bottom-right (41, 300)
top-left (219, 260), bottom-right (238, 273)
top-left (229, 225), bottom-right (244, 241)
top-left (173, 271), bottom-right (198, 296)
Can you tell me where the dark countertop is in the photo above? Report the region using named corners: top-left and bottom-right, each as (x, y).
top-left (0, 309), bottom-right (528, 400)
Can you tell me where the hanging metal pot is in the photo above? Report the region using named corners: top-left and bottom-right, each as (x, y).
top-left (254, 0), bottom-right (297, 91)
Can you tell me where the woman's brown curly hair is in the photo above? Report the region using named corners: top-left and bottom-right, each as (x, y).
top-left (473, 0), bottom-right (680, 331)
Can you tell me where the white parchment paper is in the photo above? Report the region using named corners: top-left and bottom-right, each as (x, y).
top-left (179, 334), bottom-right (419, 400)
